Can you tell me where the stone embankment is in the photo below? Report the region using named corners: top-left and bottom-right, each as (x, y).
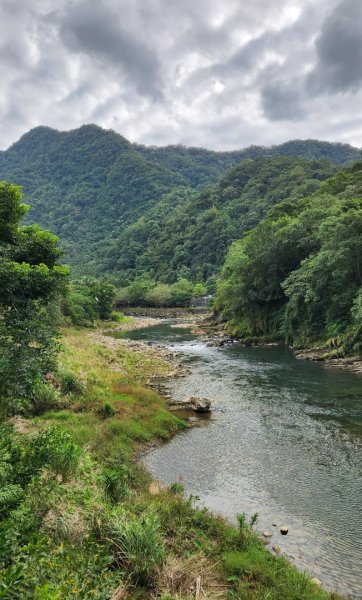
top-left (117, 306), bottom-right (209, 319)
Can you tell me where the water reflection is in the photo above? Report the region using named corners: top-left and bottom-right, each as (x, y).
top-left (119, 322), bottom-right (362, 596)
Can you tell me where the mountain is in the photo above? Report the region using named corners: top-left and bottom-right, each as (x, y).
top-left (105, 157), bottom-right (337, 284)
top-left (0, 124), bottom-right (360, 281)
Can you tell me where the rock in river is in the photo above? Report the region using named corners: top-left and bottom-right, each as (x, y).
top-left (272, 545), bottom-right (282, 554)
top-left (280, 525), bottom-right (289, 535)
top-left (168, 397), bottom-right (212, 413)
top-left (189, 397), bottom-right (212, 412)
top-left (263, 531), bottom-right (273, 538)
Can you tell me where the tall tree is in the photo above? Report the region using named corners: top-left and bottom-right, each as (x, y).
top-left (0, 182), bottom-right (68, 415)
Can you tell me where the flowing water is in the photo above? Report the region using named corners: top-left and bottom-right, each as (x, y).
top-left (114, 322), bottom-right (362, 596)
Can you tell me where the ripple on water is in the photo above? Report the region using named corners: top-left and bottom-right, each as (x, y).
top-left (126, 323), bottom-right (362, 597)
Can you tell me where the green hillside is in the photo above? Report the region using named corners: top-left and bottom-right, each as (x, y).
top-left (107, 157), bottom-right (337, 284)
top-left (0, 125), bottom-right (359, 281)
top-left (215, 162), bottom-right (362, 354)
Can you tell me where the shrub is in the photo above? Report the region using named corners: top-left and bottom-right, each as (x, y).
top-left (28, 426), bottom-right (81, 480)
top-left (236, 511), bottom-right (258, 550)
top-left (168, 482), bottom-right (184, 496)
top-left (0, 484), bottom-right (24, 515)
top-left (58, 370), bottom-right (85, 395)
top-left (96, 402), bottom-right (116, 419)
top-left (30, 382), bottom-right (61, 416)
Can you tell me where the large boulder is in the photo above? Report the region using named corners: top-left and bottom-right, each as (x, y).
top-left (168, 396), bottom-right (212, 412)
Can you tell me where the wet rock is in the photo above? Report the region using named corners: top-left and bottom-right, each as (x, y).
top-left (272, 545), bottom-right (282, 554)
top-left (311, 577), bottom-right (322, 587)
top-left (169, 396), bottom-right (212, 413)
top-left (262, 531), bottom-right (273, 538)
top-left (189, 397), bottom-right (212, 412)
top-left (280, 526), bottom-right (289, 535)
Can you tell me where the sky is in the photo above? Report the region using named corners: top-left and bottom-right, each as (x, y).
top-left (1, 0), bottom-right (362, 151)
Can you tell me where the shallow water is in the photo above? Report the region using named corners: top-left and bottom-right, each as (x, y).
top-left (118, 322), bottom-right (362, 596)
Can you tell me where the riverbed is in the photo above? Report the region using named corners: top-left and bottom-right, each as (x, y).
top-left (112, 321), bottom-right (362, 597)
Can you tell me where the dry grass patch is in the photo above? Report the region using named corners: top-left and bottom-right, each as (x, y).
top-left (155, 554), bottom-right (228, 599)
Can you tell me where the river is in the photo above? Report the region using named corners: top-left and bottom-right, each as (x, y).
top-left (114, 321), bottom-right (362, 597)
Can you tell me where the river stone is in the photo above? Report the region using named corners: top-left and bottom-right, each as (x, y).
top-left (262, 531), bottom-right (273, 538)
top-left (311, 578), bottom-right (322, 587)
top-left (272, 545), bottom-right (282, 554)
top-left (187, 397), bottom-right (212, 412)
top-left (280, 525), bottom-right (289, 535)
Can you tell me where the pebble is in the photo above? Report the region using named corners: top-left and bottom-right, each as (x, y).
top-left (262, 531), bottom-right (273, 538)
top-left (272, 545), bottom-right (282, 554)
top-left (280, 525), bottom-right (289, 535)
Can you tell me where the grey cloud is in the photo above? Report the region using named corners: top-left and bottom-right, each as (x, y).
top-left (0, 0), bottom-right (361, 150)
top-left (58, 0), bottom-right (164, 99)
top-left (261, 81), bottom-right (306, 121)
top-left (308, 0), bottom-right (362, 93)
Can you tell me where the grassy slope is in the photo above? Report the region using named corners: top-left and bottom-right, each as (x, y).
top-left (1, 326), bottom-right (341, 599)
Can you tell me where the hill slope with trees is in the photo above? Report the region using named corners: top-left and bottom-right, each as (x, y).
top-left (215, 162), bottom-right (362, 355)
top-left (107, 157), bottom-right (337, 286)
top-left (0, 125), bottom-right (360, 281)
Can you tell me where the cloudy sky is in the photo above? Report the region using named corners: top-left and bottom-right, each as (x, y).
top-left (1, 0), bottom-right (362, 150)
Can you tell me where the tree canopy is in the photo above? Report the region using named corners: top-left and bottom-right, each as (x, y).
top-left (0, 182), bottom-right (68, 415)
top-left (215, 163), bottom-right (362, 355)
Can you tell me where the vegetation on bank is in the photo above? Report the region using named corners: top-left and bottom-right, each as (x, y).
top-left (0, 328), bottom-right (341, 599)
top-left (215, 163), bottom-right (362, 356)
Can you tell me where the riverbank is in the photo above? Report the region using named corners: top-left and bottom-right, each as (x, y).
top-left (294, 349), bottom-right (362, 373)
top-left (1, 322), bottom-right (342, 598)
top-left (199, 317), bottom-right (362, 373)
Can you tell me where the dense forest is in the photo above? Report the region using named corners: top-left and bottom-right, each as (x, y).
top-left (215, 163), bottom-right (362, 355)
top-left (109, 157), bottom-right (336, 286)
top-left (0, 125), bottom-right (359, 283)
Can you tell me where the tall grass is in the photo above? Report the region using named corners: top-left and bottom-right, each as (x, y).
top-left (97, 507), bottom-right (165, 586)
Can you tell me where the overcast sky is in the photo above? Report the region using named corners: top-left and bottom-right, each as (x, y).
top-left (1, 0), bottom-right (362, 150)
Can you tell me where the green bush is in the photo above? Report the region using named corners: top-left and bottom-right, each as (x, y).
top-left (61, 280), bottom-right (116, 325)
top-left (168, 481), bottom-right (184, 495)
top-left (236, 512), bottom-right (258, 550)
top-left (28, 426), bottom-right (81, 480)
top-left (58, 370), bottom-right (85, 395)
top-left (30, 382), bottom-right (61, 416)
top-left (96, 402), bottom-right (116, 419)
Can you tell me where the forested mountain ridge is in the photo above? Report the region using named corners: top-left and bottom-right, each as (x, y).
top-left (0, 124), bottom-right (360, 280)
top-left (136, 138), bottom-right (361, 188)
top-left (107, 157), bottom-right (336, 284)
